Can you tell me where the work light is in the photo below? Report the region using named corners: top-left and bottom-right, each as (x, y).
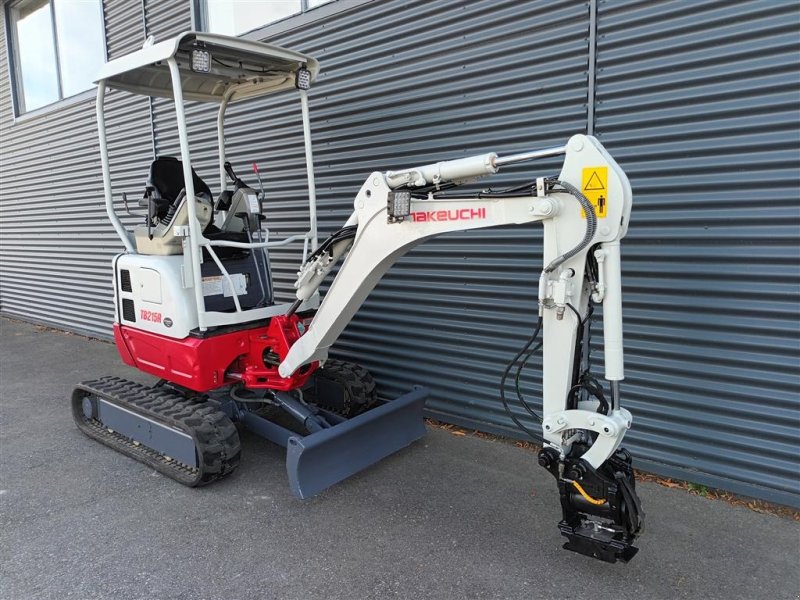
top-left (295, 65), bottom-right (311, 90)
top-left (191, 46), bottom-right (211, 73)
top-left (387, 190), bottom-right (411, 222)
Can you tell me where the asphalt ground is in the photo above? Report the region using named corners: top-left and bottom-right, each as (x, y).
top-left (1, 317), bottom-right (798, 600)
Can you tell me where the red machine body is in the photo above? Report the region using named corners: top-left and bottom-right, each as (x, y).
top-left (113, 314), bottom-right (317, 393)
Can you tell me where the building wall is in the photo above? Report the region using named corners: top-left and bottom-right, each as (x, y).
top-left (593, 0), bottom-right (800, 509)
top-left (1, 0), bottom-right (798, 506)
top-left (0, 0), bottom-right (152, 337)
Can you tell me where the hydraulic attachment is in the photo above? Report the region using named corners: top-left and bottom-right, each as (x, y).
top-left (539, 445), bottom-right (644, 562)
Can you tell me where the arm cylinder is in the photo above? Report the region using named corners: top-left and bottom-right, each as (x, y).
top-left (601, 240), bottom-right (625, 381)
top-left (383, 144), bottom-right (567, 189)
top-left (492, 145), bottom-right (566, 166)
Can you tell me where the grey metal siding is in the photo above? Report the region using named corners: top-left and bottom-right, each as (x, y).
top-left (0, 1), bottom-right (152, 338)
top-left (593, 0), bottom-right (800, 505)
top-left (0, 0), bottom-right (797, 506)
top-left (144, 0), bottom-right (191, 43)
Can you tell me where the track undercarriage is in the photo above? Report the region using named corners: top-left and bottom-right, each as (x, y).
top-left (73, 377), bottom-right (241, 486)
top-left (72, 362), bottom-right (428, 498)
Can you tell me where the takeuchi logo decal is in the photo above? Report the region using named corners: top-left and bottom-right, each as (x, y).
top-left (410, 208), bottom-right (487, 222)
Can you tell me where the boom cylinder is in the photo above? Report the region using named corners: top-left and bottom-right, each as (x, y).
top-left (385, 153), bottom-right (497, 189)
top-left (492, 145), bottom-right (567, 166)
top-left (383, 144), bottom-right (568, 189)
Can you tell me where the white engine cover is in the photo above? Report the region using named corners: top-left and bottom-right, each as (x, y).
top-left (114, 253), bottom-right (199, 339)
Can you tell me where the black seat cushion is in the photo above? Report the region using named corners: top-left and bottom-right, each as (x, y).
top-left (145, 156), bottom-right (212, 220)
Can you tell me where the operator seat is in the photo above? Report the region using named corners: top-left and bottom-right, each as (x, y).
top-left (131, 157), bottom-right (273, 309)
top-left (134, 157), bottom-right (213, 255)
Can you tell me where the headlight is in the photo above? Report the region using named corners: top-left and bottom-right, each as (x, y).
top-left (387, 191), bottom-right (411, 223)
top-left (295, 65), bottom-right (311, 90)
top-left (191, 47), bottom-right (211, 73)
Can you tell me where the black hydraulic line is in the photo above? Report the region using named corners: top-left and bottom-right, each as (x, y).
top-left (564, 302), bottom-right (610, 415)
top-left (287, 226), bottom-right (359, 317)
top-left (499, 181), bottom-right (598, 436)
top-left (513, 339), bottom-right (543, 421)
top-left (305, 225), bottom-right (358, 263)
top-left (286, 298), bottom-right (303, 317)
top-left (419, 179), bottom-right (597, 278)
top-left (543, 179), bottom-right (597, 273)
top-left (499, 317), bottom-right (544, 440)
top-left (409, 180), bottom-right (539, 200)
top-left (287, 226), bottom-right (359, 310)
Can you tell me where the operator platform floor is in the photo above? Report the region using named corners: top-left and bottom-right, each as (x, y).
top-left (1, 317), bottom-right (798, 600)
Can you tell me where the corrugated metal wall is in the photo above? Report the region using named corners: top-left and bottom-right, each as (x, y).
top-left (592, 0), bottom-right (800, 505)
top-left (0, 1), bottom-right (152, 338)
top-left (1, 0), bottom-right (797, 506)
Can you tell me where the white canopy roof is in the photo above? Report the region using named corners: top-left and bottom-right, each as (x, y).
top-left (95, 31), bottom-right (319, 103)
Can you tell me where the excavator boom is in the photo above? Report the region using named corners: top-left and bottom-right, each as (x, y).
top-left (280, 134), bottom-right (644, 561)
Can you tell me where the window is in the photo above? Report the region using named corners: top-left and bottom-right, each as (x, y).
top-left (203, 0), bottom-right (335, 37)
top-left (7, 0), bottom-right (106, 114)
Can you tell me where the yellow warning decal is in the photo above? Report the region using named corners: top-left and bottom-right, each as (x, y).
top-left (581, 166), bottom-right (608, 219)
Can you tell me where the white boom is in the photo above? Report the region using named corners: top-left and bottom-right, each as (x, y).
top-left (279, 134), bottom-right (632, 470)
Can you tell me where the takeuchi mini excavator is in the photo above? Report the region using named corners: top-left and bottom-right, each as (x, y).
top-left (74, 32), bottom-right (644, 563)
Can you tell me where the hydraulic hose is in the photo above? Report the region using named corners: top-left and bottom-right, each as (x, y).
top-left (543, 179), bottom-right (597, 273)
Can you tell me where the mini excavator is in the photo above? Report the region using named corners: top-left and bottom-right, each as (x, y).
top-left (74, 32), bottom-right (644, 563)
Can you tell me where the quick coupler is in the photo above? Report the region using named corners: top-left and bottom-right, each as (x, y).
top-left (538, 444), bottom-right (645, 563)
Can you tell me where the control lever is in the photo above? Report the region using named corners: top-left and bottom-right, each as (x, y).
top-left (224, 160), bottom-right (237, 181)
top-left (253, 163), bottom-right (266, 202)
top-left (224, 161), bottom-right (247, 189)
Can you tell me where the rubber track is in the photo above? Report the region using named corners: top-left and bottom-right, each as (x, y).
top-left (72, 376), bottom-right (241, 487)
top-left (305, 359), bottom-right (378, 417)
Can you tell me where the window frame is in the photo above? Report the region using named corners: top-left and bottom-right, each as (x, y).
top-left (4, 0), bottom-right (108, 119)
top-left (194, 0), bottom-right (373, 40)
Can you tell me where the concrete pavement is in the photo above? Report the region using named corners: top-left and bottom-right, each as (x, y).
top-left (1, 317), bottom-right (798, 600)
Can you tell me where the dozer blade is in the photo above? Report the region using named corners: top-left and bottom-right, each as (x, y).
top-left (286, 386), bottom-right (429, 499)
